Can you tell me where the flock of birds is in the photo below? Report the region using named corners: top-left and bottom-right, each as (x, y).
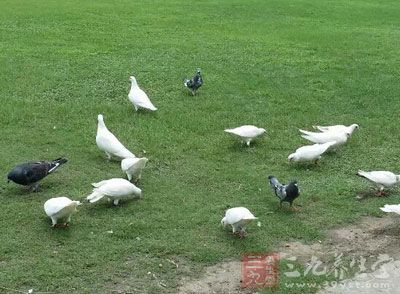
top-left (221, 123), bottom-right (400, 237)
top-left (6, 68), bottom-right (400, 236)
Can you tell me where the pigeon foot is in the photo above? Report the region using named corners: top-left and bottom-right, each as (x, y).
top-left (376, 191), bottom-right (387, 197)
top-left (232, 231), bottom-right (246, 238)
top-left (30, 183), bottom-right (40, 193)
top-left (52, 223), bottom-right (69, 229)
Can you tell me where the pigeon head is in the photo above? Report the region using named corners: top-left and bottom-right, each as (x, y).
top-left (97, 114), bottom-right (106, 129)
top-left (349, 124), bottom-right (359, 134)
top-left (268, 175), bottom-right (274, 180)
top-left (286, 181), bottom-right (300, 197)
top-left (7, 170), bottom-right (17, 183)
top-left (221, 217), bottom-right (227, 226)
top-left (129, 76), bottom-right (138, 85)
top-left (71, 200), bottom-right (82, 211)
top-left (288, 153), bottom-right (296, 162)
top-left (288, 180), bottom-right (298, 188)
top-left (259, 128), bottom-right (267, 134)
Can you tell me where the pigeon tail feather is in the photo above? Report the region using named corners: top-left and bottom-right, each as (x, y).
top-left (48, 157), bottom-right (68, 173)
top-left (92, 180), bottom-right (109, 188)
top-left (87, 190), bottom-right (105, 203)
top-left (356, 170), bottom-right (367, 178)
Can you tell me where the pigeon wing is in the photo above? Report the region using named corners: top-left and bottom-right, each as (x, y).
top-left (96, 130), bottom-right (135, 159)
top-left (96, 178), bottom-right (141, 197)
top-left (357, 171), bottom-right (397, 186)
top-left (27, 162), bottom-right (50, 183)
top-left (129, 88), bottom-right (157, 111)
top-left (44, 197), bottom-right (72, 216)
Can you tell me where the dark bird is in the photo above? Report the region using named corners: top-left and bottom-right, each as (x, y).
top-left (268, 176), bottom-right (300, 210)
top-left (184, 68), bottom-right (203, 95)
top-left (7, 157), bottom-right (68, 192)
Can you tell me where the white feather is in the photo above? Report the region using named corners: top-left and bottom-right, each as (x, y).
top-left (96, 114), bottom-right (136, 160)
top-left (224, 125), bottom-right (266, 146)
top-left (313, 124), bottom-right (359, 135)
top-left (221, 207), bottom-right (257, 233)
top-left (128, 76), bottom-right (157, 111)
top-left (44, 197), bottom-right (81, 226)
top-left (121, 157), bottom-right (148, 182)
top-left (87, 178), bottom-right (142, 205)
top-left (288, 141), bottom-right (336, 162)
top-left (299, 129), bottom-right (350, 148)
top-left (380, 204), bottom-right (400, 215)
top-left (357, 170), bottom-right (400, 188)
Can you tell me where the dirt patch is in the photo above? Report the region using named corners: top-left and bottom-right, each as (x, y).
top-left (177, 261), bottom-right (248, 294)
top-left (178, 216), bottom-right (400, 294)
top-left (280, 216), bottom-right (400, 263)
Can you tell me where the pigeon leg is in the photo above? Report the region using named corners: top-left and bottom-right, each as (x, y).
top-left (105, 152), bottom-right (112, 160)
top-left (30, 182), bottom-right (40, 192)
top-left (376, 190), bottom-right (387, 197)
top-left (246, 140), bottom-right (251, 147)
top-left (51, 217), bottom-right (58, 227)
top-left (113, 199), bottom-right (120, 206)
top-left (290, 202), bottom-right (300, 212)
top-left (127, 173), bottom-right (132, 182)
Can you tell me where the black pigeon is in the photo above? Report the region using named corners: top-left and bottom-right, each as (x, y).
top-left (184, 68), bottom-right (203, 95)
top-left (7, 157), bottom-right (68, 192)
top-left (268, 175), bottom-right (300, 209)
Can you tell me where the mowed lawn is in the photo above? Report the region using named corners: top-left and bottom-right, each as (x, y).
top-left (1, 0), bottom-right (400, 293)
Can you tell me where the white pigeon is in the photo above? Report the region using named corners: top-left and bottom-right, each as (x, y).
top-left (224, 125), bottom-right (266, 146)
top-left (44, 197), bottom-right (81, 228)
top-left (87, 178), bottom-right (142, 205)
top-left (128, 76), bottom-right (157, 111)
top-left (96, 114), bottom-right (136, 160)
top-left (380, 204), bottom-right (400, 215)
top-left (313, 124), bottom-right (359, 136)
top-left (357, 170), bottom-right (400, 196)
top-left (288, 141), bottom-right (336, 163)
top-left (121, 157), bottom-right (148, 182)
top-left (299, 129), bottom-right (350, 148)
top-left (221, 207), bottom-right (257, 238)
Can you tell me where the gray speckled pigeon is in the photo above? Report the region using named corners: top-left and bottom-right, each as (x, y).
top-left (184, 68), bottom-right (203, 95)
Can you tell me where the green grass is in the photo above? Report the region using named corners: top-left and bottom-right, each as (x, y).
top-left (1, 0), bottom-right (400, 293)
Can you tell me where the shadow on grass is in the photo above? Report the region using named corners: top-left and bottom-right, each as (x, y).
top-left (130, 107), bottom-right (159, 117)
top-left (287, 162), bottom-right (321, 171)
top-left (355, 188), bottom-right (398, 200)
top-left (4, 183), bottom-right (58, 197)
top-left (226, 140), bottom-right (266, 152)
top-left (83, 197), bottom-right (142, 213)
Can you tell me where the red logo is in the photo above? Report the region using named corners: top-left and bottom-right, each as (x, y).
top-left (241, 253), bottom-right (279, 289)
